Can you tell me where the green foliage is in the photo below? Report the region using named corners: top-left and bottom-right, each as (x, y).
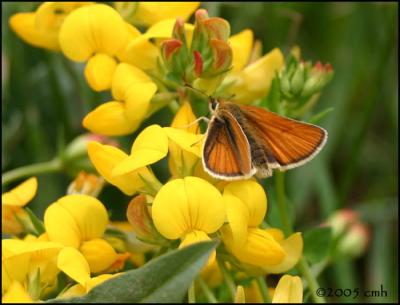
top-left (303, 227), bottom-right (333, 264)
top-left (49, 241), bottom-right (217, 303)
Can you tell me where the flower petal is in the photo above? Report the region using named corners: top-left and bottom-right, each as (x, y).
top-left (223, 191), bottom-right (249, 247)
top-left (152, 177), bottom-right (225, 239)
top-left (124, 82), bottom-right (157, 122)
top-left (168, 102), bottom-right (201, 177)
top-left (57, 247), bottom-right (90, 286)
top-left (59, 4), bottom-right (128, 61)
top-left (45, 194), bottom-right (108, 246)
top-left (229, 29), bottom-right (253, 72)
top-left (223, 180), bottom-right (267, 227)
top-left (272, 275), bottom-right (303, 303)
top-left (2, 177), bottom-right (38, 207)
top-left (180, 230), bottom-right (216, 266)
top-left (82, 101), bottom-right (137, 136)
top-left (9, 12), bottom-right (60, 51)
top-left (263, 232), bottom-right (303, 274)
top-left (2, 281), bottom-right (33, 303)
top-left (163, 127), bottom-right (204, 158)
top-left (44, 201), bottom-right (81, 248)
top-left (111, 63), bottom-right (152, 100)
top-left (134, 3), bottom-right (200, 26)
top-left (225, 48), bottom-right (284, 104)
top-left (84, 53), bottom-right (117, 92)
top-left (35, 2), bottom-right (93, 32)
top-left (80, 238), bottom-right (117, 273)
top-left (118, 35), bottom-right (160, 71)
top-left (112, 125), bottom-right (168, 176)
top-left (221, 226), bottom-right (285, 267)
top-left (86, 273), bottom-right (119, 292)
top-left (87, 141), bottom-right (153, 195)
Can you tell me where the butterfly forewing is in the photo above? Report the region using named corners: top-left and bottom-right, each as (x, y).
top-left (240, 105), bottom-right (327, 170)
top-left (202, 112), bottom-right (253, 179)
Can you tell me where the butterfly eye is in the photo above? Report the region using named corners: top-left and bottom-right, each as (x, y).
top-left (209, 98), bottom-right (219, 112)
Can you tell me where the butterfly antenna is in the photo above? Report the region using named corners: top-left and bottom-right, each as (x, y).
top-left (184, 83), bottom-right (210, 99)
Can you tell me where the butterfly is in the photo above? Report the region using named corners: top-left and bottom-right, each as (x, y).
top-left (202, 97), bottom-right (328, 180)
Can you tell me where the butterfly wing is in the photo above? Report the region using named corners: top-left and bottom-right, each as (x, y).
top-left (240, 105), bottom-right (327, 173)
top-left (202, 112), bottom-right (254, 179)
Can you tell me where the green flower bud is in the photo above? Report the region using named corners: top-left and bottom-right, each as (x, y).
top-left (290, 63), bottom-right (305, 95)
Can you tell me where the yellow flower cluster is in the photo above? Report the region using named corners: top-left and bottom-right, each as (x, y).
top-left (5, 2), bottom-right (304, 303)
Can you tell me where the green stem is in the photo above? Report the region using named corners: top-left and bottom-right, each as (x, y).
top-left (217, 259), bottom-right (236, 302)
top-left (188, 281), bottom-right (196, 303)
top-left (255, 276), bottom-right (271, 303)
top-left (297, 258), bottom-right (325, 303)
top-left (2, 158), bottom-right (62, 187)
top-left (275, 172), bottom-right (293, 235)
top-left (274, 171), bottom-right (326, 303)
top-left (197, 277), bottom-right (218, 303)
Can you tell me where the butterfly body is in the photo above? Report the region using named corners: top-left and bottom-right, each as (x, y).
top-left (202, 98), bottom-right (327, 180)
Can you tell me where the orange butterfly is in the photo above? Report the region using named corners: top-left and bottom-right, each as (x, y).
top-left (202, 97), bottom-right (327, 180)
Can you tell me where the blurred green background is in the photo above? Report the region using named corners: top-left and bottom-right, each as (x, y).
top-left (2, 2), bottom-right (398, 303)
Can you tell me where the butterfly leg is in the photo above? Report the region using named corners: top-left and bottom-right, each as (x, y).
top-left (175, 116), bottom-right (210, 129)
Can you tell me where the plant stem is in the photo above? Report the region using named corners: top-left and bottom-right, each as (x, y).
top-left (275, 171), bottom-right (293, 236)
top-left (217, 259), bottom-right (236, 301)
top-left (198, 277), bottom-right (218, 303)
top-left (2, 158), bottom-right (62, 187)
top-left (274, 171), bottom-right (326, 303)
top-left (188, 281), bottom-right (196, 303)
top-left (297, 258), bottom-right (325, 303)
top-left (255, 276), bottom-right (271, 303)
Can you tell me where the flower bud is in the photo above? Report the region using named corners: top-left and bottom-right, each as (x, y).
top-left (337, 222), bottom-right (370, 258)
top-left (126, 194), bottom-right (170, 246)
top-left (301, 61), bottom-right (334, 97)
top-left (279, 56), bottom-right (333, 100)
top-left (324, 209), bottom-right (370, 258)
top-left (161, 39), bottom-right (184, 71)
top-left (67, 171), bottom-right (105, 197)
top-left (159, 9), bottom-right (232, 87)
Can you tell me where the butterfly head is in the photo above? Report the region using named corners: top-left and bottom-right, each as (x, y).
top-left (209, 97), bottom-right (219, 114)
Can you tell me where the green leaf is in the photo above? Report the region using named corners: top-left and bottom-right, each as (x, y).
top-left (25, 207), bottom-right (46, 236)
top-left (48, 241), bottom-right (218, 303)
top-left (303, 227), bottom-right (333, 264)
top-left (307, 107), bottom-right (334, 124)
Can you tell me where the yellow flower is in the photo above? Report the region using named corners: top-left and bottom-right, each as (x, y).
top-left (56, 247), bottom-right (120, 298)
top-left (117, 19), bottom-right (194, 71)
top-left (168, 101), bottom-right (201, 178)
top-left (222, 29), bottom-right (285, 104)
top-left (43, 194), bottom-right (121, 274)
top-left (111, 124), bottom-right (169, 176)
top-left (2, 177), bottom-right (37, 235)
top-left (220, 180), bottom-right (303, 273)
top-left (242, 279), bottom-right (264, 303)
top-left (2, 281), bottom-right (33, 303)
top-left (59, 4), bottom-right (129, 91)
top-left (152, 176), bottom-right (225, 264)
top-left (2, 238), bottom-right (64, 299)
top-left (115, 2), bottom-right (200, 27)
top-left (9, 2), bottom-right (92, 51)
top-left (87, 125), bottom-right (167, 196)
top-left (271, 275), bottom-right (303, 303)
top-left (83, 63), bottom-right (157, 135)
